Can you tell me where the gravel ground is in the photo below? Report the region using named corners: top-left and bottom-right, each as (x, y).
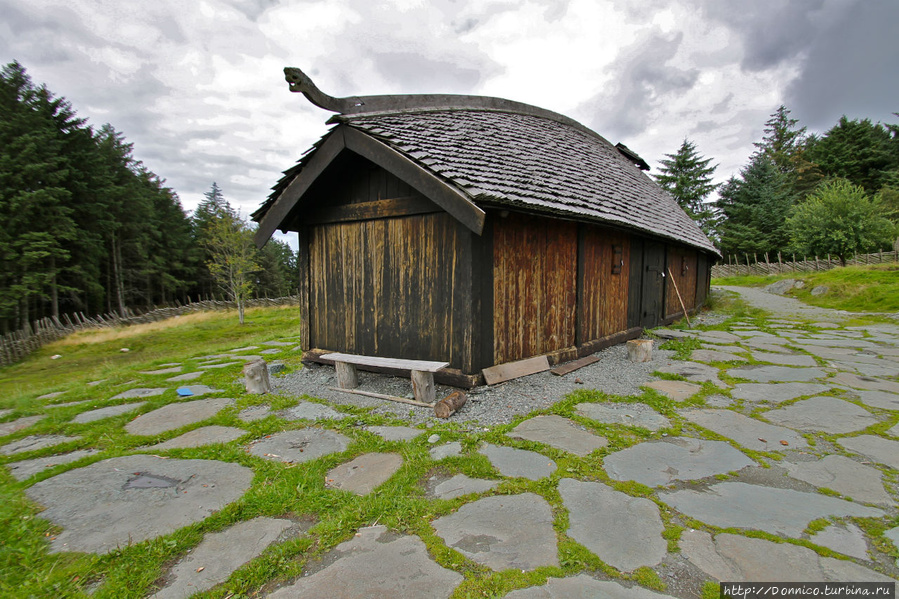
top-left (270, 305), bottom-right (729, 428)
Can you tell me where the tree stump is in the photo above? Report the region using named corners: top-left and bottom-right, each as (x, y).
top-left (434, 391), bottom-right (467, 418)
top-left (243, 358), bottom-right (272, 394)
top-left (626, 339), bottom-right (653, 363)
top-left (411, 370), bottom-right (436, 404)
top-left (335, 362), bottom-right (359, 388)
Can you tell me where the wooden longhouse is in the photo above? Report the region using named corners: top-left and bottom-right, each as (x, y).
top-left (253, 67), bottom-right (719, 387)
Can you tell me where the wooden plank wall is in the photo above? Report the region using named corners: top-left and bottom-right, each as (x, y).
top-left (665, 245), bottom-right (698, 318)
top-left (309, 212), bottom-right (463, 366)
top-left (581, 226), bottom-right (630, 341)
top-left (492, 213), bottom-right (577, 364)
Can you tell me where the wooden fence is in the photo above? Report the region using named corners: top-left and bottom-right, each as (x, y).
top-left (711, 250), bottom-right (899, 278)
top-left (0, 296), bottom-right (299, 367)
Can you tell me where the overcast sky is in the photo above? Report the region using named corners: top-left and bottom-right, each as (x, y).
top-left (2, 0), bottom-right (897, 243)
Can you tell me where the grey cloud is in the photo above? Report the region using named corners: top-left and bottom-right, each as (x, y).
top-left (784, 0), bottom-right (899, 131)
top-left (578, 31), bottom-right (698, 140)
top-left (698, 0), bottom-right (836, 72)
top-left (371, 51), bottom-right (487, 91)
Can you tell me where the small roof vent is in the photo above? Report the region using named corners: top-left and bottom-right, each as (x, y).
top-left (615, 143), bottom-right (650, 171)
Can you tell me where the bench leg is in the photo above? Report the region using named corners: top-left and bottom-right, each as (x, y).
top-left (411, 370), bottom-right (436, 404)
top-left (335, 362), bottom-right (358, 389)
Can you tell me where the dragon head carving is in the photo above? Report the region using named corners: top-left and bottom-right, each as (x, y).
top-left (284, 67), bottom-right (314, 93)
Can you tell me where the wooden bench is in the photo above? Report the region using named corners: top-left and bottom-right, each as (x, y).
top-left (325, 353), bottom-right (449, 404)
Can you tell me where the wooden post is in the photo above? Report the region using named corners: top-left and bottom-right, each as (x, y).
top-left (626, 339), bottom-right (653, 362)
top-left (666, 267), bottom-right (691, 327)
top-left (335, 362), bottom-right (358, 388)
top-left (411, 370), bottom-right (436, 404)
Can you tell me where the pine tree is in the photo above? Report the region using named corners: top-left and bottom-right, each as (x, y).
top-left (754, 105), bottom-right (807, 176)
top-left (653, 139), bottom-right (719, 238)
top-left (805, 116), bottom-right (898, 193)
top-left (716, 155), bottom-right (793, 259)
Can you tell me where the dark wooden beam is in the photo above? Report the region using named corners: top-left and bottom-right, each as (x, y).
top-left (296, 226), bottom-right (311, 351)
top-left (342, 127), bottom-right (485, 235)
top-left (304, 195), bottom-right (439, 225)
top-left (254, 128), bottom-right (347, 248)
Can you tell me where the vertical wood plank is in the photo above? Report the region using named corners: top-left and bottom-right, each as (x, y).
top-left (297, 226), bottom-right (311, 351)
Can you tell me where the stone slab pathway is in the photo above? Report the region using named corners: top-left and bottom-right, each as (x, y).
top-left (6, 448), bottom-right (101, 481)
top-left (782, 455), bottom-right (893, 506)
top-left (366, 425), bottom-right (423, 442)
top-left (25, 455), bottom-right (253, 554)
top-left (507, 415), bottom-right (608, 456)
top-left (730, 382), bottom-right (831, 403)
top-left (268, 525), bottom-right (462, 598)
top-left (659, 482), bottom-right (883, 537)
top-left (762, 396), bottom-right (878, 434)
top-left (479, 443), bottom-right (557, 480)
top-left (325, 453), bottom-right (403, 495)
top-left (644, 380), bottom-right (701, 401)
top-left (148, 425), bottom-right (246, 450)
top-left (427, 473), bottom-right (499, 500)
top-left (1, 434), bottom-right (81, 455)
top-left (125, 397), bottom-right (233, 436)
top-left (559, 478), bottom-right (666, 572)
top-left (0, 414), bottom-right (46, 436)
top-left (837, 435), bottom-right (899, 469)
top-left (681, 409), bottom-right (807, 451)
top-left (433, 493), bottom-right (558, 571)
top-left (575, 402), bottom-right (671, 432)
top-left (506, 576), bottom-right (677, 599)
top-left (604, 438), bottom-right (755, 486)
top-left (151, 517), bottom-right (296, 599)
top-left (248, 428), bottom-right (350, 464)
top-left (72, 402), bottom-right (146, 424)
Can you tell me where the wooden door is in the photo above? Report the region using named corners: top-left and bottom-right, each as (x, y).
top-left (640, 241), bottom-right (666, 328)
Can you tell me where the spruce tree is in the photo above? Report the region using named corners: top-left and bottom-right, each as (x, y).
top-left (654, 139), bottom-right (719, 238)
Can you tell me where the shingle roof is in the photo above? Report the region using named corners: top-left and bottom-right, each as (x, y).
top-left (256, 107), bottom-right (718, 255)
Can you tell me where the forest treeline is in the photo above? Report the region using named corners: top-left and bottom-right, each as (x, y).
top-left (0, 62), bottom-right (297, 333)
top-left (656, 106), bottom-right (899, 265)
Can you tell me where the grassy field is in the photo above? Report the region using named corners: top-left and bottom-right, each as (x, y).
top-left (713, 263), bottom-right (899, 313)
top-left (0, 304), bottom-right (684, 598)
top-left (2, 298), bottom-right (896, 597)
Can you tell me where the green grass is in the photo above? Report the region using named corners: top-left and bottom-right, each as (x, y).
top-left (3, 300), bottom-right (898, 597)
top-left (713, 263), bottom-right (899, 312)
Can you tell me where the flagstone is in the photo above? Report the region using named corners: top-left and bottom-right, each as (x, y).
top-left (248, 428), bottom-right (350, 464)
top-left (237, 405), bottom-right (272, 422)
top-left (644, 380), bottom-right (701, 402)
top-left (604, 438), bottom-right (755, 486)
top-left (0, 409), bottom-right (12, 419)
top-left (112, 387), bottom-right (167, 400)
top-left (727, 365), bottom-right (826, 383)
top-left (810, 523), bottom-right (869, 560)
top-left (505, 577), bottom-right (678, 599)
top-left (268, 525), bottom-right (462, 598)
top-left (197, 362), bottom-right (241, 369)
top-left (852, 390), bottom-right (899, 411)
top-left (731, 382), bottom-right (830, 403)
top-left (279, 401), bottom-right (343, 421)
top-left (72, 402), bottom-right (146, 424)
top-left (1, 435), bottom-right (81, 455)
top-left (837, 435), bottom-right (899, 470)
top-left (681, 530), bottom-right (891, 582)
top-left (262, 340), bottom-right (294, 346)
top-left (148, 426), bottom-right (246, 450)
top-left (652, 328), bottom-right (693, 340)
top-left (508, 415), bottom-right (607, 456)
top-left (762, 397), bottom-right (878, 434)
top-left (0, 415), bottom-right (46, 436)
top-left (749, 351), bottom-right (818, 367)
top-left (479, 443), bottom-right (557, 480)
top-left (174, 385), bottom-right (222, 397)
top-left (433, 493), bottom-right (558, 571)
top-left (695, 330), bottom-right (741, 343)
top-left (139, 366), bottom-right (182, 375)
top-left (326, 453), bottom-right (403, 495)
top-left (125, 397), bottom-right (234, 436)
top-left (151, 517), bottom-right (296, 599)
top-left (366, 425), bottom-right (424, 442)
top-left (782, 455), bottom-right (893, 506)
top-left (25, 455), bottom-right (253, 554)
top-left (166, 371), bottom-right (203, 382)
top-left (690, 349), bottom-right (744, 363)
top-left (430, 441), bottom-right (463, 460)
top-left (428, 473), bottom-right (500, 500)
top-left (37, 391), bottom-right (67, 400)
top-left (6, 449), bottom-right (101, 481)
top-left (659, 482), bottom-right (883, 537)
top-left (575, 402), bottom-right (671, 432)
top-left (559, 478), bottom-right (666, 572)
top-left (682, 409), bottom-right (807, 451)
top-left (656, 361), bottom-right (724, 386)
top-left (887, 423), bottom-right (899, 437)
top-left (259, 348), bottom-right (282, 355)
